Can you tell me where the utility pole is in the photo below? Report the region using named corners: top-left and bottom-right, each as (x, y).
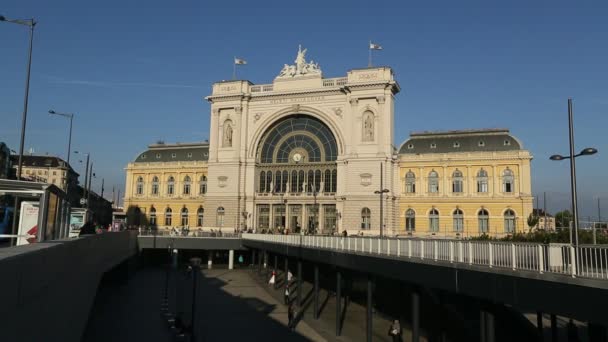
top-left (100, 178), bottom-right (104, 198)
top-left (87, 162), bottom-right (93, 212)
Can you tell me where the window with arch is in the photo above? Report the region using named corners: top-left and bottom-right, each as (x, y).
top-left (183, 176), bottom-right (191, 195)
top-left (405, 171), bottom-right (416, 193)
top-left (291, 170), bottom-right (298, 193)
top-left (149, 207), bottom-right (156, 226)
top-left (275, 171), bottom-right (282, 193)
top-left (282, 171), bottom-right (289, 192)
top-left (477, 169), bottom-right (488, 193)
top-left (331, 169), bottom-right (337, 193)
top-left (259, 171), bottom-right (266, 193)
top-left (503, 169), bottom-right (514, 193)
top-left (453, 209), bottom-right (464, 232)
top-left (324, 170), bottom-right (331, 193)
top-left (478, 209), bottom-right (489, 233)
top-left (361, 208), bottom-right (371, 230)
top-left (362, 110), bottom-right (374, 142)
top-left (151, 176), bottom-right (159, 195)
top-left (405, 209), bottom-right (415, 231)
top-left (429, 209), bottom-right (440, 232)
top-left (199, 175), bottom-right (207, 195)
top-left (136, 176), bottom-right (144, 195)
top-left (165, 208), bottom-right (172, 226)
top-left (216, 207), bottom-right (225, 227)
top-left (181, 207), bottom-right (189, 226)
top-left (266, 171), bottom-right (273, 192)
top-left (428, 170), bottom-right (439, 193)
top-left (167, 176), bottom-right (175, 196)
top-left (504, 209), bottom-right (516, 233)
top-left (197, 207), bottom-right (204, 227)
top-left (452, 170), bottom-right (463, 193)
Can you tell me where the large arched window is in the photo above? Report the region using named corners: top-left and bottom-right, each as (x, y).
top-left (503, 169), bottom-right (514, 193)
top-left (331, 169), bottom-right (337, 193)
top-left (151, 176), bottom-right (159, 195)
top-left (165, 207), bottom-right (172, 226)
top-left (217, 207), bottom-right (225, 227)
top-left (429, 209), bottom-right (439, 232)
top-left (291, 170), bottom-right (298, 193)
top-left (282, 171), bottom-right (289, 192)
top-left (453, 209), bottom-right (464, 232)
top-left (136, 176), bottom-right (144, 195)
top-left (504, 209), bottom-right (516, 233)
top-left (405, 209), bottom-right (415, 231)
top-left (197, 207), bottom-right (204, 227)
top-left (183, 176), bottom-right (191, 195)
top-left (428, 171), bottom-right (439, 193)
top-left (259, 171), bottom-right (266, 193)
top-left (452, 170), bottom-right (463, 193)
top-left (167, 176), bottom-right (175, 196)
top-left (149, 207), bottom-right (156, 226)
top-left (314, 170), bottom-right (322, 192)
top-left (298, 170), bottom-right (305, 192)
top-left (324, 169), bottom-right (331, 193)
top-left (275, 171), bottom-right (282, 193)
top-left (477, 169), bottom-right (488, 193)
top-left (181, 207), bottom-right (189, 226)
top-left (199, 175), bottom-right (207, 195)
top-left (361, 208), bottom-right (371, 230)
top-left (478, 209), bottom-right (489, 233)
top-left (266, 171), bottom-right (273, 192)
top-left (405, 171), bottom-right (416, 193)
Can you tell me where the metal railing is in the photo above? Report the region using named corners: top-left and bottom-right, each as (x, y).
top-left (242, 234), bottom-right (608, 280)
top-left (138, 229), bottom-right (241, 238)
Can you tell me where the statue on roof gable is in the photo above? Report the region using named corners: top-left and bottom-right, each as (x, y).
top-left (276, 45), bottom-right (322, 78)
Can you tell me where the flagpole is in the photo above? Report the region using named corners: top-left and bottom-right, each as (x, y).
top-left (368, 40), bottom-right (372, 67)
top-left (233, 57), bottom-right (236, 80)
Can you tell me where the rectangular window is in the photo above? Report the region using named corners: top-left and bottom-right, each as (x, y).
top-left (452, 181), bottom-right (462, 193)
top-left (257, 205), bottom-right (270, 230)
top-left (430, 217), bottom-right (439, 232)
top-left (477, 181), bottom-right (488, 193)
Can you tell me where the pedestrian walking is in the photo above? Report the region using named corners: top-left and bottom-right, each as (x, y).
top-left (388, 319), bottom-right (402, 342)
top-left (287, 304), bottom-right (297, 331)
top-left (284, 286), bottom-right (290, 304)
top-left (269, 270), bottom-right (276, 286)
top-left (287, 270), bottom-right (293, 284)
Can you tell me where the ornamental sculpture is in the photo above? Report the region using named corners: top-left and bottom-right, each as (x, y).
top-left (277, 45), bottom-right (322, 78)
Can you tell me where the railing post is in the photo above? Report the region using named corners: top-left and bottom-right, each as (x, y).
top-left (570, 245), bottom-right (577, 277)
top-left (434, 240), bottom-right (438, 261)
top-left (459, 241), bottom-right (464, 262)
top-left (538, 245), bottom-right (544, 274)
top-left (348, 238), bottom-right (351, 251)
top-left (489, 242), bottom-right (494, 268)
top-left (408, 240), bottom-right (412, 258)
top-left (377, 238), bottom-right (381, 254)
top-left (511, 243), bottom-right (516, 270)
top-left (449, 241), bottom-right (454, 263)
top-left (468, 241), bottom-right (473, 265)
top-left (420, 241), bottom-right (425, 260)
top-left (397, 239), bottom-right (401, 257)
top-left (387, 239), bottom-right (391, 256)
top-left (370, 238), bottom-right (373, 253)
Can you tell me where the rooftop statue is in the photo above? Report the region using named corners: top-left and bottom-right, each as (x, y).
top-left (277, 45), bottom-right (322, 78)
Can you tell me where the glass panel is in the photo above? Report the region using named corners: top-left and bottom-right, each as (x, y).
top-left (323, 204), bottom-right (336, 234)
top-left (273, 204), bottom-right (286, 231)
top-left (257, 205), bottom-right (270, 230)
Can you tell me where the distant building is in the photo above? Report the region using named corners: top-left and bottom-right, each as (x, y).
top-left (0, 142), bottom-right (11, 179)
top-left (532, 208), bottom-right (556, 230)
top-left (10, 155), bottom-right (78, 192)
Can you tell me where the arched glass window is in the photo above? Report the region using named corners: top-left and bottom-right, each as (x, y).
top-left (199, 175), bottom-right (207, 195)
top-left (167, 176), bottom-right (175, 196)
top-left (282, 171), bottom-right (289, 192)
top-left (308, 170), bottom-right (314, 193)
top-left (217, 207), bottom-right (225, 227)
top-left (314, 170), bottom-right (321, 192)
top-left (149, 207), bottom-right (156, 226)
top-left (477, 169), bottom-right (488, 193)
top-left (181, 207), bottom-right (189, 226)
top-left (331, 169), bottom-right (337, 193)
top-left (165, 207), bottom-right (172, 226)
top-left (183, 176), bottom-right (191, 195)
top-left (151, 176), bottom-right (159, 195)
top-left (405, 209), bottom-right (415, 231)
top-left (298, 170), bottom-right (305, 193)
top-left (361, 208), bottom-right (371, 230)
top-left (275, 171), bottom-right (282, 193)
top-left (136, 176), bottom-right (144, 195)
top-left (405, 171), bottom-right (416, 193)
top-left (453, 209), bottom-right (464, 232)
top-left (197, 207), bottom-right (204, 227)
top-left (428, 171), bottom-right (439, 193)
top-left (429, 209), bottom-right (439, 232)
top-left (291, 170), bottom-right (298, 192)
top-left (266, 171), bottom-right (272, 192)
top-left (452, 170), bottom-right (463, 193)
top-left (478, 209), bottom-right (489, 233)
top-left (259, 171), bottom-right (266, 193)
top-left (324, 170), bottom-right (331, 192)
top-left (504, 209), bottom-right (516, 233)
top-left (503, 169), bottom-right (514, 193)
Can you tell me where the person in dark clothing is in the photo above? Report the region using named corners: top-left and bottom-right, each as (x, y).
top-left (287, 304), bottom-right (297, 331)
top-left (79, 221), bottom-right (97, 236)
top-left (388, 319), bottom-right (402, 342)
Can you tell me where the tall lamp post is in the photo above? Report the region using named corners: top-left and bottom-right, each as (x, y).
top-left (48, 110), bottom-right (74, 165)
top-left (549, 98), bottom-right (598, 247)
top-left (0, 15), bottom-right (36, 180)
top-left (374, 163), bottom-right (389, 237)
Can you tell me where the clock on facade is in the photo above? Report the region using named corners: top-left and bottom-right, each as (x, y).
top-left (292, 153), bottom-right (302, 162)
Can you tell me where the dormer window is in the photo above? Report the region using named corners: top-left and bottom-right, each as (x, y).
top-left (478, 140), bottom-right (485, 147)
top-left (407, 143), bottom-right (414, 150)
top-left (203, 152), bottom-right (209, 157)
top-left (430, 143), bottom-right (437, 149)
top-left (504, 140), bottom-right (511, 146)
top-left (141, 154), bottom-right (147, 159)
top-left (171, 153), bottom-right (177, 158)
top-left (156, 153), bottom-right (161, 159)
top-left (453, 142), bottom-right (460, 148)
top-left (187, 152), bottom-right (193, 158)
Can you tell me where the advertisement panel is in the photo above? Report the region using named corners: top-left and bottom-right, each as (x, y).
top-left (17, 201), bottom-right (39, 246)
top-left (69, 210), bottom-right (86, 237)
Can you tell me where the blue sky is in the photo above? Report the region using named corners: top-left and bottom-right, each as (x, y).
top-left (1, 0), bottom-right (607, 218)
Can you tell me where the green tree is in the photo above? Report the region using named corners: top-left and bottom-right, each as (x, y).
top-left (527, 213), bottom-right (539, 231)
top-left (555, 210), bottom-right (573, 228)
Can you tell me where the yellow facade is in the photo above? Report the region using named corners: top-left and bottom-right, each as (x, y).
top-left (123, 142), bottom-right (209, 228)
top-left (397, 130), bottom-right (533, 237)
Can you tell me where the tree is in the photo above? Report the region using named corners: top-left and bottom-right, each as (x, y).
top-left (555, 210), bottom-right (573, 228)
top-left (527, 213), bottom-right (539, 231)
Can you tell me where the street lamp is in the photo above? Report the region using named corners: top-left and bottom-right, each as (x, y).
top-left (549, 98), bottom-right (598, 247)
top-left (48, 110), bottom-right (74, 165)
top-left (1, 15), bottom-right (36, 180)
top-left (374, 189), bottom-right (390, 237)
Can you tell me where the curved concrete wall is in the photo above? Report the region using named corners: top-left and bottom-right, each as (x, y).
top-left (0, 231), bottom-right (138, 342)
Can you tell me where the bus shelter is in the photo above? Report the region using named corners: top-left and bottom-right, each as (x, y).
top-left (0, 179), bottom-right (70, 245)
